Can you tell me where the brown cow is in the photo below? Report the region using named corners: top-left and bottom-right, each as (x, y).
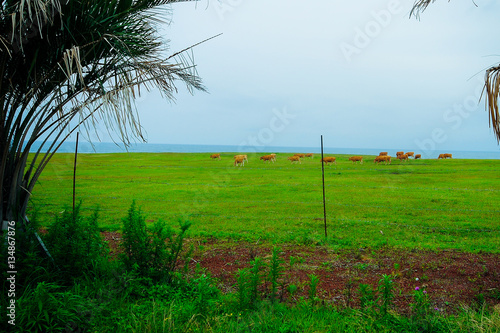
top-left (374, 155), bottom-right (391, 164)
top-left (321, 156), bottom-right (336, 165)
top-left (260, 154), bottom-right (274, 163)
top-left (288, 156), bottom-right (301, 164)
top-left (415, 154), bottom-right (421, 160)
top-left (210, 154), bottom-right (221, 160)
top-left (406, 152), bottom-right (415, 158)
top-left (438, 154), bottom-right (445, 159)
top-left (234, 154), bottom-right (248, 164)
top-left (396, 151), bottom-right (404, 157)
top-left (293, 153), bottom-right (305, 159)
top-left (234, 156), bottom-right (246, 166)
top-left (444, 153), bottom-right (452, 159)
top-left (305, 153), bottom-right (314, 158)
top-left (397, 154), bottom-right (409, 162)
top-left (349, 156), bottom-right (363, 164)
top-left (379, 152), bottom-right (388, 156)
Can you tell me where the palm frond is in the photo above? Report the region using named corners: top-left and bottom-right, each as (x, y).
top-left (410, 0), bottom-right (499, 142)
top-left (410, 0), bottom-right (443, 18)
top-left (484, 65), bottom-right (500, 143)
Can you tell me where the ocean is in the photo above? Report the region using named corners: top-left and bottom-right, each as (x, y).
top-left (30, 141), bottom-right (500, 160)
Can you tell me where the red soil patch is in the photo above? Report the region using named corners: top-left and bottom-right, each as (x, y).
top-left (103, 231), bottom-right (500, 314)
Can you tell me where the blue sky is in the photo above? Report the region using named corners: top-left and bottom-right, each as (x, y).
top-left (115, 0), bottom-right (500, 153)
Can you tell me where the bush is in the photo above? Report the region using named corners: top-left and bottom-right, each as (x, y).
top-left (43, 202), bottom-right (107, 282)
top-left (120, 201), bottom-right (192, 282)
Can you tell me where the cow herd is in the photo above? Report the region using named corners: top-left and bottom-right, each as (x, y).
top-left (210, 151), bottom-right (454, 166)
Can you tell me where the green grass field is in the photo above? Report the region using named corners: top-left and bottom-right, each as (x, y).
top-left (29, 152), bottom-right (500, 253)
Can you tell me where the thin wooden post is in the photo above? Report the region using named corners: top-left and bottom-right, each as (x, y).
top-left (321, 135), bottom-right (327, 237)
top-left (73, 132), bottom-right (79, 215)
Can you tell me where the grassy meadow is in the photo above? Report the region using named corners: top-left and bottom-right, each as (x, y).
top-left (29, 151), bottom-right (500, 253)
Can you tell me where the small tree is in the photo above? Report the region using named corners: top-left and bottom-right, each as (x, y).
top-left (411, 0), bottom-right (500, 143)
top-left (0, 1), bottom-right (209, 231)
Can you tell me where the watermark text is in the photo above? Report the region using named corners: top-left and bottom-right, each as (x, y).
top-left (6, 220), bottom-right (17, 326)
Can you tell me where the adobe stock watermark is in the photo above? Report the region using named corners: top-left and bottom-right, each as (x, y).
top-left (212, 0), bottom-right (245, 21)
top-left (414, 77), bottom-right (484, 157)
top-left (5, 220), bottom-right (17, 326)
top-left (339, 0), bottom-right (402, 63)
top-left (238, 106), bottom-right (296, 153)
top-left (177, 105), bottom-right (296, 221)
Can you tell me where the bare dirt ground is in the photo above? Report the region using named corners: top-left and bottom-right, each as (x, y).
top-left (103, 232), bottom-right (500, 314)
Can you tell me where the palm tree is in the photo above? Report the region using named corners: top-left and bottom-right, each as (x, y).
top-left (0, 0), bottom-right (210, 230)
top-left (411, 0), bottom-right (500, 143)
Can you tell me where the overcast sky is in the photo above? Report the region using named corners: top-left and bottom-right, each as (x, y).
top-left (128, 0), bottom-right (500, 153)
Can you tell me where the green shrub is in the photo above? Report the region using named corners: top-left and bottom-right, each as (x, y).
top-left (120, 201), bottom-right (192, 282)
top-left (121, 201), bottom-right (150, 275)
top-left (43, 202), bottom-right (107, 282)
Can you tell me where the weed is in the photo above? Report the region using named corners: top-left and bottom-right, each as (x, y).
top-left (288, 284), bottom-right (298, 300)
top-left (354, 263), bottom-right (370, 271)
top-left (250, 257), bottom-right (264, 303)
top-left (268, 247), bottom-right (284, 302)
top-left (411, 285), bottom-right (431, 318)
top-left (475, 293), bottom-right (486, 309)
top-left (359, 283), bottom-right (376, 315)
top-left (377, 274), bottom-right (394, 317)
top-left (236, 267), bottom-right (252, 309)
top-left (344, 276), bottom-right (355, 308)
top-left (392, 262), bottom-right (401, 277)
top-left (490, 288), bottom-right (500, 300)
top-left (320, 261), bottom-right (331, 269)
top-left (308, 274), bottom-right (320, 304)
top-left (235, 256), bottom-right (265, 310)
